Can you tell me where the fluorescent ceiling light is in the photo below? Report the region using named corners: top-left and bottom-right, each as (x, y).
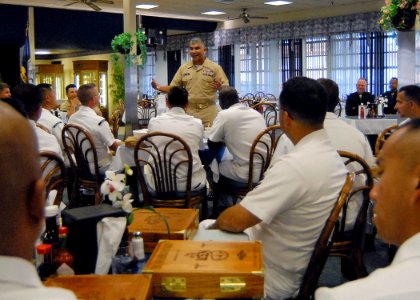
top-left (136, 4), bottom-right (159, 9)
top-left (35, 50), bottom-right (51, 55)
top-left (202, 10), bottom-right (226, 15)
top-left (264, 1), bottom-right (292, 6)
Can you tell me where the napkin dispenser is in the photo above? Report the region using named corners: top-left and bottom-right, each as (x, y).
top-left (62, 204), bottom-right (127, 274)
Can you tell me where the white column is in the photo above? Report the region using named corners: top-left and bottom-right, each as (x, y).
top-left (123, 0), bottom-right (139, 134)
top-left (397, 31), bottom-right (416, 87)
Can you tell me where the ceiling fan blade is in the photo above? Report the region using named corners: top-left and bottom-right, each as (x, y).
top-left (64, 1), bottom-right (79, 7)
top-left (96, 0), bottom-right (114, 4)
top-left (249, 16), bottom-right (269, 19)
top-left (86, 2), bottom-right (102, 11)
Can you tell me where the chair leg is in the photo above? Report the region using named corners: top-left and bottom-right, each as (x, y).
top-left (352, 249), bottom-right (368, 279)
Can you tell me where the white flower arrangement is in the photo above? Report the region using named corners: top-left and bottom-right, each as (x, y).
top-left (100, 165), bottom-right (134, 214)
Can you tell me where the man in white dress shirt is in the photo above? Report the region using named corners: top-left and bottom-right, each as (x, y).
top-left (37, 83), bottom-right (64, 150)
top-left (316, 119), bottom-right (420, 300)
top-left (0, 102), bottom-right (76, 300)
top-left (68, 83), bottom-right (120, 174)
top-left (13, 84), bottom-right (63, 160)
top-left (318, 78), bottom-right (375, 231)
top-left (208, 86), bottom-right (267, 183)
top-left (212, 77), bottom-right (347, 299)
top-left (147, 86), bottom-right (207, 191)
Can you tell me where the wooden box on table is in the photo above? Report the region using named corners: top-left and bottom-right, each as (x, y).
top-left (127, 208), bottom-right (199, 253)
top-left (143, 240), bottom-right (264, 299)
top-left (45, 274), bottom-right (152, 300)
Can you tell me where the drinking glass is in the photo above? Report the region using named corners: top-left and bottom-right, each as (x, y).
top-left (111, 241), bottom-right (138, 274)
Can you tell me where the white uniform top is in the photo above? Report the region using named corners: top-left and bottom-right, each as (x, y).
top-left (208, 103), bottom-right (267, 182)
top-left (148, 107), bottom-right (207, 191)
top-left (29, 120), bottom-right (63, 160)
top-left (273, 112), bottom-right (375, 230)
top-left (0, 256), bottom-right (77, 300)
top-left (315, 232), bottom-right (420, 300)
top-left (38, 108), bottom-right (64, 149)
top-left (240, 129), bottom-right (347, 299)
top-left (68, 106), bottom-right (116, 171)
top-left (324, 112), bottom-right (375, 230)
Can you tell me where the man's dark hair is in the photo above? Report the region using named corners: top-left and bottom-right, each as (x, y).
top-left (219, 86), bottom-right (239, 110)
top-left (0, 98), bottom-right (26, 117)
top-left (12, 84), bottom-right (42, 119)
top-left (0, 82), bottom-right (10, 92)
top-left (398, 85), bottom-right (420, 105)
top-left (317, 78), bottom-right (339, 112)
top-left (36, 83), bottom-right (53, 102)
top-left (77, 83), bottom-right (96, 105)
top-left (66, 84), bottom-right (77, 94)
top-left (168, 86), bottom-right (188, 108)
top-left (279, 76), bottom-right (327, 126)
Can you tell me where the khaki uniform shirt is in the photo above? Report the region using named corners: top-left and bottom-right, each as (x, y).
top-left (170, 58), bottom-right (229, 126)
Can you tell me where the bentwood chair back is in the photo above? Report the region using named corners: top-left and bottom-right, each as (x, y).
top-left (134, 132), bottom-right (207, 219)
top-left (294, 172), bottom-right (355, 300)
top-left (39, 151), bottom-right (66, 206)
top-left (240, 93), bottom-right (255, 107)
top-left (328, 151), bottom-right (374, 279)
top-left (254, 91), bottom-right (266, 103)
top-left (374, 124), bottom-right (398, 156)
top-left (251, 102), bottom-right (278, 126)
top-left (109, 109), bottom-right (123, 138)
top-left (138, 102), bottom-right (157, 129)
top-left (217, 125), bottom-right (284, 202)
top-left (62, 124), bottom-right (102, 207)
top-left (334, 101), bottom-right (342, 117)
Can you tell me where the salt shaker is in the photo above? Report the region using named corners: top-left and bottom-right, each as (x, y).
top-left (132, 231), bottom-right (145, 260)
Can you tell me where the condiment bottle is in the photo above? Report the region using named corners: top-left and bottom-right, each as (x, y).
top-left (36, 244), bottom-right (54, 281)
top-left (54, 226), bottom-right (75, 275)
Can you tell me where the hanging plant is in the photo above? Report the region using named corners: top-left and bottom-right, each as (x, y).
top-left (378, 0), bottom-right (419, 31)
top-left (111, 30), bottom-right (148, 68)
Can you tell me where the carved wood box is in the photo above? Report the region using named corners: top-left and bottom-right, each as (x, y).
top-left (143, 240), bottom-right (264, 299)
top-left (45, 274), bottom-right (152, 300)
top-left (128, 208), bottom-right (199, 253)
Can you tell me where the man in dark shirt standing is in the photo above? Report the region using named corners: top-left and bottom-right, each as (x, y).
top-left (345, 78), bottom-right (375, 116)
top-left (382, 77), bottom-right (398, 114)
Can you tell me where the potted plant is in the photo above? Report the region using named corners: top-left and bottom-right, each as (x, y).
top-left (110, 30), bottom-right (148, 105)
top-left (379, 0), bottom-right (419, 31)
top-left (111, 30), bottom-right (148, 67)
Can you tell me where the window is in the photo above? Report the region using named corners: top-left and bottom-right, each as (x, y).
top-left (305, 36), bottom-right (328, 80)
top-left (139, 50), bottom-right (156, 99)
top-left (281, 39), bottom-right (303, 83)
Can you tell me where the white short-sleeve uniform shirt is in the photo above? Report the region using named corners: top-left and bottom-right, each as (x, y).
top-left (208, 103), bottom-right (267, 182)
top-left (148, 107), bottom-right (207, 190)
top-left (68, 106), bottom-right (116, 172)
top-left (240, 129), bottom-right (347, 299)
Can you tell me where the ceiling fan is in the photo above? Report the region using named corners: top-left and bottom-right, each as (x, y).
top-left (61, 0), bottom-right (114, 12)
top-left (229, 8), bottom-right (268, 23)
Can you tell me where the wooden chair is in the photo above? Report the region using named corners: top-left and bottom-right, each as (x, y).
top-left (138, 103), bottom-right (157, 129)
top-left (39, 151), bottom-right (66, 206)
top-left (216, 125), bottom-right (284, 204)
top-left (240, 93), bottom-right (255, 107)
top-left (254, 91), bottom-right (266, 103)
top-left (328, 150), bottom-right (374, 279)
top-left (294, 172), bottom-right (355, 300)
top-left (134, 132), bottom-right (207, 219)
top-left (109, 109), bottom-right (122, 138)
top-left (62, 124), bottom-right (102, 207)
top-left (334, 101), bottom-right (342, 117)
top-left (374, 124), bottom-right (398, 156)
top-left (251, 102), bottom-right (278, 126)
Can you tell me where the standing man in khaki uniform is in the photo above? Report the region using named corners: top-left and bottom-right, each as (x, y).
top-left (151, 37), bottom-right (229, 127)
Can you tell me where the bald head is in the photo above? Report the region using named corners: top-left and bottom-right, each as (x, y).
top-left (0, 102), bottom-right (45, 259)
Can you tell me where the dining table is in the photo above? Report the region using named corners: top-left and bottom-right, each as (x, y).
top-left (340, 115), bottom-right (402, 135)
